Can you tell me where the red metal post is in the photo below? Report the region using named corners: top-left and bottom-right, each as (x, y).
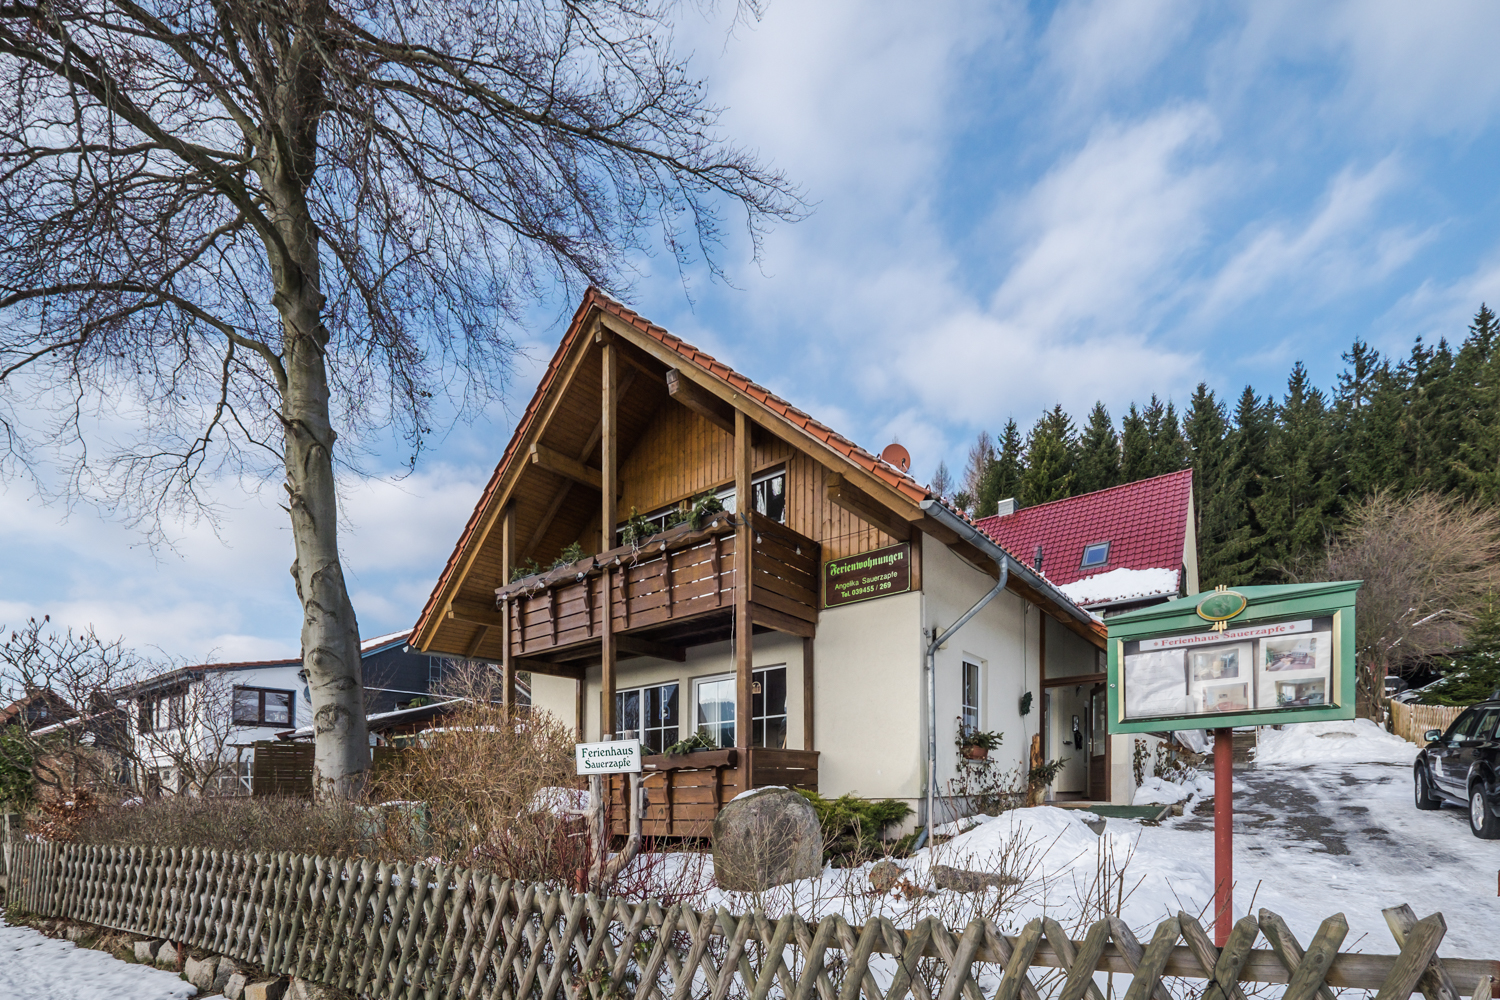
top-left (1213, 726), bottom-right (1234, 946)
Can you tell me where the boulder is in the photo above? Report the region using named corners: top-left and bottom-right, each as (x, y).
top-left (712, 786), bottom-right (822, 891)
top-left (134, 939), bottom-right (161, 963)
top-left (224, 973), bottom-right (250, 1000)
top-left (155, 941), bottom-right (179, 969)
top-left (869, 859), bottom-right (904, 895)
top-left (185, 955), bottom-right (217, 992)
top-left (288, 976), bottom-right (355, 999)
top-left (244, 979), bottom-right (289, 1000)
top-left (216, 956), bottom-right (242, 992)
top-left (930, 864), bottom-right (1021, 893)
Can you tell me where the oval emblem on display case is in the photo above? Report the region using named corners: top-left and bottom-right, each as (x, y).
top-left (1196, 588), bottom-right (1248, 626)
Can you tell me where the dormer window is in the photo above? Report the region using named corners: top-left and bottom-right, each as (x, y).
top-left (1080, 541), bottom-right (1111, 569)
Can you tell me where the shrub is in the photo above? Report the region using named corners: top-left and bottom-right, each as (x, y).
top-left (794, 789), bottom-right (912, 866)
top-left (73, 795), bottom-right (375, 856)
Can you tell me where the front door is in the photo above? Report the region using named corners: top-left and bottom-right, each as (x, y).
top-left (1088, 683), bottom-right (1108, 801)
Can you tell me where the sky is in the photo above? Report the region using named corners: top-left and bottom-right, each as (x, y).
top-left (7, 1), bottom-right (1500, 664)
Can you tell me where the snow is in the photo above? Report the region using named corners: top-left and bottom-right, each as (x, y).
top-left (528, 786), bottom-right (588, 816)
top-left (1254, 718), bottom-right (1419, 766)
top-left (1060, 567), bottom-right (1179, 606)
top-left (0, 916), bottom-right (197, 1000)
top-left (1133, 771), bottom-right (1213, 805)
top-left (730, 784), bottom-right (789, 802)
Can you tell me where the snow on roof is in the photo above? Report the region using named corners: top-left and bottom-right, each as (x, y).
top-left (1060, 566), bottom-right (1180, 607)
top-left (361, 629), bottom-right (413, 653)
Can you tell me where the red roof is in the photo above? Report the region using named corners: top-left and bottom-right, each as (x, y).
top-left (973, 469), bottom-right (1193, 593)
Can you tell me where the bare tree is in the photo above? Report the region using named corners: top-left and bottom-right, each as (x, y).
top-left (1296, 490), bottom-right (1500, 715)
top-left (0, 617), bottom-right (143, 807)
top-left (0, 1), bottom-right (801, 796)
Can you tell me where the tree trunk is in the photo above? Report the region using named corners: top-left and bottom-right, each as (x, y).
top-left (283, 299), bottom-right (369, 799)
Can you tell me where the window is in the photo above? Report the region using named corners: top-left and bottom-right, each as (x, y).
top-left (617, 468), bottom-right (788, 544)
top-left (695, 675), bottom-right (736, 748)
top-left (139, 689), bottom-right (187, 732)
top-left (232, 686), bottom-right (294, 727)
top-left (961, 660), bottom-right (981, 734)
top-left (1080, 542), bottom-right (1111, 569)
top-left (751, 666), bottom-right (788, 749)
top-left (615, 682), bottom-right (679, 753)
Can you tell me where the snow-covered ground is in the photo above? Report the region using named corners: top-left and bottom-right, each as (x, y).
top-left (621, 716), bottom-right (1499, 958)
top-left (0, 917), bottom-right (196, 1000)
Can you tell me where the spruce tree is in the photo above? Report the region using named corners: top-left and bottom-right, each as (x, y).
top-left (1453, 305), bottom-right (1500, 499)
top-left (976, 420), bottom-right (1024, 516)
top-left (1075, 402), bottom-right (1121, 495)
top-left (1251, 363), bottom-right (1338, 575)
top-left (1211, 386), bottom-right (1274, 586)
top-left (1153, 400), bottom-right (1190, 475)
top-left (1120, 404), bottom-right (1151, 482)
top-left (1018, 406), bottom-right (1077, 507)
top-left (1332, 339), bottom-right (1401, 498)
top-left (1183, 384), bottom-right (1241, 589)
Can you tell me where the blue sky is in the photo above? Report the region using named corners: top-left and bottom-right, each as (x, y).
top-left (6, 1), bottom-right (1500, 663)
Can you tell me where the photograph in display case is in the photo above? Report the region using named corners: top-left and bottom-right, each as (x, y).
top-left (1201, 681), bottom-right (1251, 713)
top-left (1120, 616), bottom-right (1336, 722)
top-left (1275, 678), bottom-right (1326, 707)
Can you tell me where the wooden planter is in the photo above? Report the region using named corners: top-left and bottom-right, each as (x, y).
top-left (962, 745), bottom-right (989, 760)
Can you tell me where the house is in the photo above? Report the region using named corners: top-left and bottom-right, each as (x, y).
top-left (974, 470), bottom-right (1197, 615)
top-left (974, 470), bottom-right (1199, 799)
top-left (1, 688), bottom-right (77, 732)
top-left (117, 629), bottom-right (458, 794)
top-left (411, 290), bottom-right (1136, 836)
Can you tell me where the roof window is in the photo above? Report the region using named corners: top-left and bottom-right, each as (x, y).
top-left (1080, 541), bottom-right (1111, 569)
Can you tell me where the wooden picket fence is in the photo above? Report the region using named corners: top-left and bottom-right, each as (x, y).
top-left (1390, 701), bottom-right (1466, 746)
top-left (6, 842), bottom-right (1497, 1000)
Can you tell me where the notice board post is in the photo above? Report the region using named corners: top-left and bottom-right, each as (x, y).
top-left (1106, 581), bottom-right (1360, 946)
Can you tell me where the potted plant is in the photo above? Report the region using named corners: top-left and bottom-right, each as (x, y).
top-left (663, 730), bottom-right (718, 756)
top-left (956, 722), bottom-right (1003, 760)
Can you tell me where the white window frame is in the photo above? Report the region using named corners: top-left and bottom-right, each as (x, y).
top-left (693, 673), bottom-right (737, 748)
top-left (614, 681), bottom-right (681, 753)
top-left (751, 664), bottom-right (789, 749)
top-left (961, 658), bottom-right (982, 734)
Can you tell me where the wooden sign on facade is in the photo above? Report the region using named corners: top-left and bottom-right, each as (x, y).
top-left (823, 543), bottom-right (912, 609)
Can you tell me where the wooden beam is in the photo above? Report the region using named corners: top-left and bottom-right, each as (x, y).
top-left (530, 442), bottom-right (603, 491)
top-left (802, 636), bottom-right (815, 752)
top-left (615, 635), bottom-right (686, 662)
top-left (464, 625), bottom-right (490, 659)
top-left (750, 603), bottom-right (817, 638)
top-left (500, 503), bottom-right (516, 585)
top-left (601, 339), bottom-right (618, 739)
top-left (666, 369), bottom-right (735, 435)
top-left (734, 410), bottom-right (754, 750)
top-left (448, 597), bottom-right (501, 624)
top-left (517, 366), bottom-right (637, 563)
top-left (501, 600), bottom-right (516, 714)
top-left (825, 472), bottom-right (912, 542)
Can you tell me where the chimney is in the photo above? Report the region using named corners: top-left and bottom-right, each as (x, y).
top-left (996, 498), bottom-right (1018, 517)
top-left (1033, 544), bottom-right (1044, 571)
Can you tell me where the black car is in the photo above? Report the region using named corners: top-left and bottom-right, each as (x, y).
top-left (1414, 699), bottom-right (1500, 838)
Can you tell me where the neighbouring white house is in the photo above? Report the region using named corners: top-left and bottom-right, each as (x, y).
top-left (410, 291), bottom-right (1183, 839)
top-left (974, 469), bottom-right (1200, 799)
top-left (115, 629), bottom-right (444, 794)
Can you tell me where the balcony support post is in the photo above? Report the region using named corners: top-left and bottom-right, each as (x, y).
top-left (500, 502), bottom-right (517, 714)
top-left (734, 409), bottom-right (753, 750)
top-left (601, 334), bottom-right (618, 739)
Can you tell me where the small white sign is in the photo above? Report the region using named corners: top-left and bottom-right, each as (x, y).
top-left (575, 739), bottom-right (642, 775)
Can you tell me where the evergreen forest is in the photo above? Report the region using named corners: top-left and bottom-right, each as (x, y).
top-left (937, 305), bottom-right (1500, 592)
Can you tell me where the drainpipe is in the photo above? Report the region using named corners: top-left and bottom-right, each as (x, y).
top-left (918, 500), bottom-right (1009, 847)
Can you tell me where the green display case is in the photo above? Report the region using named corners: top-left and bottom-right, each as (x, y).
top-left (1106, 581), bottom-right (1360, 734)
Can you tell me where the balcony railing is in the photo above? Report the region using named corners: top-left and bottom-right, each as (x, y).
top-left (495, 511), bottom-right (820, 661)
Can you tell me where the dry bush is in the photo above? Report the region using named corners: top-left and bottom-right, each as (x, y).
top-left (72, 795), bottom-right (374, 856)
top-left (372, 703), bottom-right (587, 883)
top-left (1295, 490), bottom-right (1500, 711)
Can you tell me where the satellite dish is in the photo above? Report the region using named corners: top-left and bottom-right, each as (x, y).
top-left (881, 443), bottom-right (911, 473)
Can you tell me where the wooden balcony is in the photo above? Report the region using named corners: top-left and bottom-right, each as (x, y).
top-left (494, 511), bottom-right (820, 667)
top-left (606, 747), bottom-right (819, 838)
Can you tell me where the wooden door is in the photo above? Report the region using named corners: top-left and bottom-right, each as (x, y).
top-left (1087, 683), bottom-right (1108, 802)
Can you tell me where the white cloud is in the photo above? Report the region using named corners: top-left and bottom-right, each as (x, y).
top-left (1200, 157), bottom-right (1429, 316)
top-left (1043, 0), bottom-right (1196, 110)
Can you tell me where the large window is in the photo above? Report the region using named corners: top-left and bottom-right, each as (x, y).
top-left (961, 660), bottom-right (981, 734)
top-left (751, 666), bottom-right (788, 749)
top-left (617, 467), bottom-right (787, 544)
top-left (695, 675), bottom-right (736, 748)
top-left (232, 686), bottom-right (294, 727)
top-left (615, 682), bottom-right (679, 753)
top-left (139, 689), bottom-right (187, 733)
